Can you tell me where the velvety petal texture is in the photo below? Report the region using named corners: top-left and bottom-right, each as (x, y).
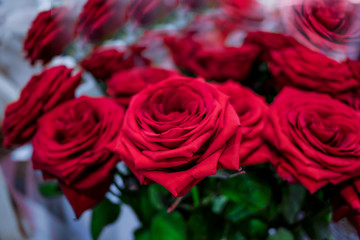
top-left (32, 96), bottom-right (125, 217)
top-left (80, 46), bottom-right (151, 80)
top-left (214, 80), bottom-right (270, 165)
top-left (2, 66), bottom-right (81, 147)
top-left (116, 77), bottom-right (242, 197)
top-left (24, 7), bottom-right (76, 65)
top-left (76, 0), bottom-right (127, 41)
top-left (107, 67), bottom-right (179, 107)
top-left (263, 87), bottom-right (360, 193)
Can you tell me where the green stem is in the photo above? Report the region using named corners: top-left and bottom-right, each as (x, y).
top-left (191, 186), bottom-right (200, 207)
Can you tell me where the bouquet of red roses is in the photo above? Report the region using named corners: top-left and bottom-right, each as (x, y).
top-left (2, 0), bottom-right (360, 239)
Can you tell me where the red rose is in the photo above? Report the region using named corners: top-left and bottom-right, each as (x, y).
top-left (243, 31), bottom-right (300, 61)
top-left (116, 77), bottom-right (242, 196)
top-left (107, 67), bottom-right (179, 107)
top-left (263, 87), bottom-right (360, 193)
top-left (24, 7), bottom-right (76, 65)
top-left (213, 80), bottom-right (270, 165)
top-left (32, 96), bottom-right (125, 217)
top-left (221, 0), bottom-right (264, 22)
top-left (80, 46), bottom-right (151, 80)
top-left (126, 0), bottom-right (179, 26)
top-left (2, 66), bottom-right (81, 147)
top-left (268, 42), bottom-right (360, 94)
top-left (165, 36), bottom-right (260, 81)
top-left (76, 0), bottom-right (127, 41)
top-left (280, 0), bottom-right (360, 60)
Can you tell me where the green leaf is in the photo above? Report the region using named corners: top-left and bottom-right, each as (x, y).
top-left (247, 219), bottom-right (268, 238)
top-left (150, 211), bottom-right (186, 240)
top-left (222, 173), bottom-right (271, 221)
top-left (121, 186), bottom-right (157, 225)
top-left (38, 182), bottom-right (62, 197)
top-left (148, 185), bottom-right (168, 210)
top-left (135, 228), bottom-right (151, 240)
top-left (303, 206), bottom-right (334, 240)
top-left (91, 198), bottom-right (121, 240)
top-left (282, 185), bottom-right (306, 224)
top-left (267, 228), bottom-right (294, 240)
top-left (187, 213), bottom-right (208, 240)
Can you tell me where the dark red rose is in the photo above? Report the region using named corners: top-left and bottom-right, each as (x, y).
top-left (2, 66), bottom-right (81, 147)
top-left (107, 67), bottom-right (179, 107)
top-left (213, 80), bottom-right (270, 165)
top-left (243, 31), bottom-right (300, 61)
top-left (24, 7), bottom-right (76, 65)
top-left (116, 77), bottom-right (242, 196)
top-left (165, 36), bottom-right (260, 81)
top-left (280, 0), bottom-right (360, 60)
top-left (76, 0), bottom-right (127, 41)
top-left (126, 0), bottom-right (179, 26)
top-left (263, 87), bottom-right (360, 193)
top-left (221, 0), bottom-right (264, 22)
top-left (32, 96), bottom-right (125, 217)
top-left (80, 46), bottom-right (151, 80)
top-left (268, 42), bottom-right (360, 94)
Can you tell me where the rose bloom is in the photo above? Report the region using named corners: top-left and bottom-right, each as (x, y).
top-left (32, 96), bottom-right (125, 217)
top-left (280, 0), bottom-right (360, 60)
top-left (243, 31), bottom-right (300, 60)
top-left (213, 80), bottom-right (270, 165)
top-left (126, 0), bottom-right (179, 26)
top-left (2, 66), bottom-right (81, 147)
top-left (76, 0), bottom-right (127, 41)
top-left (24, 7), bottom-right (76, 65)
top-left (263, 87), bottom-right (360, 193)
top-left (116, 76), bottom-right (242, 196)
top-left (268, 41), bottom-right (360, 94)
top-left (165, 35), bottom-right (260, 81)
top-left (80, 46), bottom-right (151, 80)
top-left (107, 67), bottom-right (179, 107)
top-left (244, 31), bottom-right (360, 107)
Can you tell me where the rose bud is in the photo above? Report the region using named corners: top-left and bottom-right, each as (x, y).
top-left (2, 66), bottom-right (81, 147)
top-left (263, 87), bottom-right (360, 193)
top-left (24, 7), bottom-right (76, 65)
top-left (116, 76), bottom-right (242, 197)
top-left (76, 0), bottom-right (128, 41)
top-left (32, 96), bottom-right (125, 217)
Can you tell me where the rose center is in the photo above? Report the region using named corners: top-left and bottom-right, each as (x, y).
top-left (55, 105), bottom-right (99, 143)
